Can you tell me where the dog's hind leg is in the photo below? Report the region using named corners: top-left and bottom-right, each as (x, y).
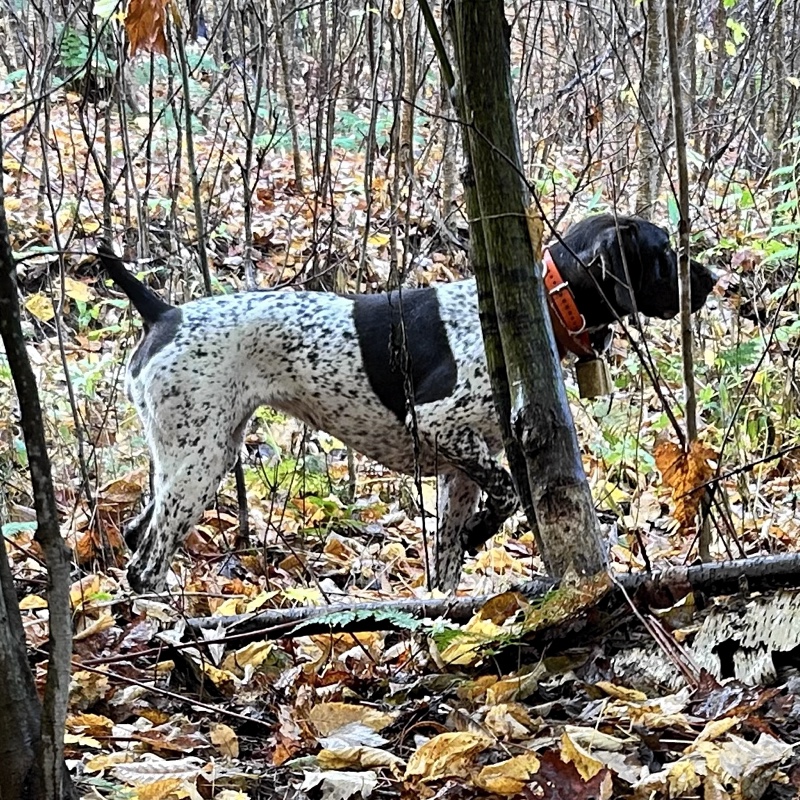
top-left (126, 410), bottom-right (245, 593)
top-left (434, 430), bottom-right (519, 590)
top-left (435, 469), bottom-right (481, 591)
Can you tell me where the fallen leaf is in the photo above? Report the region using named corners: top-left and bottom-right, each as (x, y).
top-left (655, 439), bottom-right (717, 531)
top-left (475, 753), bottom-right (541, 795)
top-left (210, 723), bottom-right (239, 759)
top-left (24, 292), bottom-right (55, 322)
top-left (404, 732), bottom-right (492, 782)
top-left (300, 769), bottom-right (378, 800)
top-left (308, 703), bottom-right (395, 737)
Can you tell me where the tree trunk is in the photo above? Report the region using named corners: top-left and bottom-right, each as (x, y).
top-left (449, 0), bottom-right (606, 581)
top-left (635, 0), bottom-right (664, 218)
top-left (0, 542), bottom-right (41, 799)
top-left (0, 134), bottom-right (75, 800)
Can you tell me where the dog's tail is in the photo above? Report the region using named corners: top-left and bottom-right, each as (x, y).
top-left (96, 242), bottom-right (174, 327)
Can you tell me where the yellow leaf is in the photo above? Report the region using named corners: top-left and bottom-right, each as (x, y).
top-left (560, 732), bottom-right (604, 781)
top-left (81, 217), bottom-right (102, 234)
top-left (483, 703), bottom-right (534, 739)
top-left (439, 617), bottom-right (507, 666)
top-left (19, 595), bottom-right (48, 610)
top-left (66, 713), bottom-right (114, 736)
top-left (308, 702), bottom-right (396, 736)
top-left (486, 664), bottom-right (546, 704)
top-left (64, 732), bottom-right (102, 747)
top-left (283, 587), bottom-right (322, 604)
top-left (70, 574), bottom-right (102, 607)
top-left (367, 232), bottom-right (391, 247)
top-left (84, 751), bottom-right (136, 772)
top-left (317, 746), bottom-right (403, 770)
top-left (136, 778), bottom-right (185, 800)
top-left (405, 732), bottom-right (492, 782)
top-left (24, 292), bottom-right (55, 322)
top-left (475, 753), bottom-right (541, 795)
top-left (222, 641), bottom-right (274, 673)
top-left (74, 611), bottom-right (116, 641)
top-left (210, 723), bottom-right (239, 759)
top-left (667, 759), bottom-right (701, 795)
top-left (64, 276), bottom-right (94, 302)
top-left (245, 590), bottom-right (276, 613)
top-left (215, 596), bottom-right (243, 617)
top-left (594, 681), bottom-right (647, 702)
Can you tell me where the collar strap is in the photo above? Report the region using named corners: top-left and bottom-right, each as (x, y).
top-left (542, 249), bottom-right (595, 359)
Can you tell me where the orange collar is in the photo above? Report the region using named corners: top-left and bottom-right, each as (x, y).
top-left (542, 249), bottom-right (595, 359)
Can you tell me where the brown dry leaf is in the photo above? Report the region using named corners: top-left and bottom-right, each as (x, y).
top-left (483, 703), bottom-right (535, 739)
top-left (308, 703), bottom-right (395, 737)
top-left (655, 439), bottom-right (717, 530)
top-left (479, 592), bottom-right (530, 623)
top-left (404, 732), bottom-right (493, 782)
top-left (125, 0), bottom-right (169, 56)
top-left (69, 670), bottom-right (110, 710)
top-left (66, 713), bottom-right (114, 737)
top-left (74, 524), bottom-right (126, 565)
top-left (475, 753), bottom-right (541, 796)
top-left (97, 472), bottom-right (145, 507)
top-left (210, 723), bottom-right (239, 759)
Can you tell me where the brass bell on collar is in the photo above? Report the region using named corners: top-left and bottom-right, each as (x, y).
top-left (575, 357), bottom-right (612, 398)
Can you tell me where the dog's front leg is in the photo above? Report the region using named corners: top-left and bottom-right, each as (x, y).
top-left (435, 431), bottom-right (519, 589)
top-left (122, 500), bottom-right (154, 550)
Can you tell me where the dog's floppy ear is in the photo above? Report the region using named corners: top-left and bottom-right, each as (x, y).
top-left (588, 220), bottom-right (640, 315)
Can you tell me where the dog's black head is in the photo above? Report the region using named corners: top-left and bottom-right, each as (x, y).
top-left (549, 214), bottom-right (717, 329)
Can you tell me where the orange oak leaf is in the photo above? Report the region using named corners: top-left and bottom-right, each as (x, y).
top-left (654, 439), bottom-right (717, 531)
top-left (125, 0), bottom-right (169, 57)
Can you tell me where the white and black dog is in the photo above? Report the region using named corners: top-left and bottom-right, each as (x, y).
top-left (97, 214), bottom-right (717, 593)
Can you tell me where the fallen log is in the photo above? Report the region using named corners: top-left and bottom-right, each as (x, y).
top-left (184, 552), bottom-right (800, 641)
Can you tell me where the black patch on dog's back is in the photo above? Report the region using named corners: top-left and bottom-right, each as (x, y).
top-left (353, 289), bottom-right (457, 421)
top-left (130, 308), bottom-right (183, 379)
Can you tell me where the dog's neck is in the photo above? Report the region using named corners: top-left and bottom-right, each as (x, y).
top-left (546, 240), bottom-right (634, 333)
top-left (543, 249), bottom-right (596, 359)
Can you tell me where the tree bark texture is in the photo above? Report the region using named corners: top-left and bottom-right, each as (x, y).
top-left (635, 0), bottom-right (665, 218)
top-left (449, 0), bottom-right (606, 581)
top-left (0, 141), bottom-right (75, 798)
